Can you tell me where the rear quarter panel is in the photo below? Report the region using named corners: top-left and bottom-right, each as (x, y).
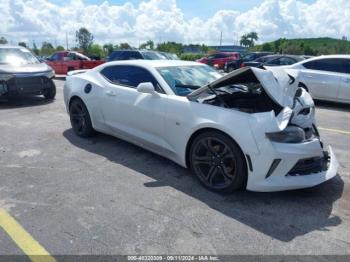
top-left (64, 71), bottom-right (106, 131)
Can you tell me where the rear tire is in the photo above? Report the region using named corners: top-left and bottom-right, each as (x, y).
top-left (227, 65), bottom-right (236, 72)
top-left (43, 80), bottom-right (56, 100)
top-left (69, 98), bottom-right (95, 137)
top-left (189, 131), bottom-right (247, 193)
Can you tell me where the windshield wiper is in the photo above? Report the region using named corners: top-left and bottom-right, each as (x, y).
top-left (175, 84), bottom-right (201, 90)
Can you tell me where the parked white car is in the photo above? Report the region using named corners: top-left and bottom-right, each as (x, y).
top-left (286, 55), bottom-right (350, 104)
top-left (64, 60), bottom-right (338, 193)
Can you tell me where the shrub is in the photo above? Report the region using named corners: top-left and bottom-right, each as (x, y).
top-left (179, 53), bottom-right (204, 61)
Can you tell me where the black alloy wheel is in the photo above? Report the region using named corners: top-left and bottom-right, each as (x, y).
top-left (190, 131), bottom-right (247, 193)
top-left (69, 99), bottom-right (95, 137)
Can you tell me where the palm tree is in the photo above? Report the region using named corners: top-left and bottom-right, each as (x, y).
top-left (247, 32), bottom-right (259, 47)
top-left (240, 35), bottom-right (251, 47)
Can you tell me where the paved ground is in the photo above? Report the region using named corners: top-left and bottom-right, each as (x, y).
top-left (0, 79), bottom-right (349, 256)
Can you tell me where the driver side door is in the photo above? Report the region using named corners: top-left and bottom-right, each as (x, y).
top-left (99, 65), bottom-right (169, 152)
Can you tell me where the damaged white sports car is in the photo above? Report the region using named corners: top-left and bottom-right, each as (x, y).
top-left (64, 60), bottom-right (338, 192)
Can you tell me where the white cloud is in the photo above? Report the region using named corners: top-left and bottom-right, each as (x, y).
top-left (1, 0), bottom-right (349, 47)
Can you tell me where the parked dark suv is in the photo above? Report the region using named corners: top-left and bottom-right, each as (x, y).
top-left (107, 50), bottom-right (177, 62)
top-left (242, 54), bottom-right (304, 68)
top-left (224, 52), bottom-right (273, 72)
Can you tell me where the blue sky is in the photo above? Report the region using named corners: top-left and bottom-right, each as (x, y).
top-left (2, 0), bottom-right (346, 46)
top-left (50, 0), bottom-right (318, 19)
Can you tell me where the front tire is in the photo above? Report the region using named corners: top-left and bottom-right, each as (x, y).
top-left (189, 131), bottom-right (247, 193)
top-left (43, 80), bottom-right (56, 100)
top-left (69, 98), bottom-right (95, 137)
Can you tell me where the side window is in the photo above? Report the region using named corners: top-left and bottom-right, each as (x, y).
top-left (342, 59), bottom-right (350, 74)
top-left (266, 58), bottom-right (281, 65)
top-left (119, 52), bottom-right (131, 60)
top-left (128, 51), bottom-right (143, 60)
top-left (51, 53), bottom-right (60, 61)
top-left (303, 59), bottom-right (343, 73)
top-left (119, 52), bottom-right (143, 60)
top-left (215, 54), bottom-right (227, 59)
top-left (100, 66), bottom-right (163, 93)
top-left (108, 51), bottom-right (123, 61)
top-left (67, 53), bottom-right (76, 60)
top-left (277, 57), bottom-right (296, 65)
top-left (254, 57), bottom-right (265, 62)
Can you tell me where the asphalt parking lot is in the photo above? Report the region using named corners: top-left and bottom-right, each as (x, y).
top-left (0, 79), bottom-right (349, 257)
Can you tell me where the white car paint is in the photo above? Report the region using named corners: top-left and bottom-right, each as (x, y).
top-left (285, 55), bottom-right (350, 104)
top-left (64, 60), bottom-right (338, 192)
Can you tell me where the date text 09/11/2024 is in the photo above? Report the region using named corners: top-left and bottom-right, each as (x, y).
top-left (127, 255), bottom-right (220, 261)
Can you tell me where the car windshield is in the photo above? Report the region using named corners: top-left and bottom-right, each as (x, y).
top-left (157, 65), bottom-right (223, 96)
top-left (142, 51), bottom-right (167, 60)
top-left (255, 56), bottom-right (277, 63)
top-left (242, 53), bottom-right (257, 61)
top-left (0, 48), bottom-right (40, 65)
top-left (161, 52), bottom-right (179, 60)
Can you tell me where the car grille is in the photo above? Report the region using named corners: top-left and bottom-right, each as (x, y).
top-left (16, 77), bottom-right (44, 93)
top-left (6, 76), bottom-right (49, 95)
top-left (287, 152), bottom-right (329, 176)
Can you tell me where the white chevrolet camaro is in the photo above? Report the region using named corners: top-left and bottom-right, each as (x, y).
top-left (64, 60), bottom-right (338, 192)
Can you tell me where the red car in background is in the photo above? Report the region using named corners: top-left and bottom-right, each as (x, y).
top-left (46, 51), bottom-right (104, 75)
top-left (197, 52), bottom-right (240, 69)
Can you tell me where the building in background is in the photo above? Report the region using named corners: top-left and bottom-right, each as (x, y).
top-left (209, 45), bottom-right (246, 53)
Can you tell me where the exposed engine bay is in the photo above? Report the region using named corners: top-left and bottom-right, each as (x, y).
top-left (199, 82), bottom-right (283, 114)
top-left (189, 68), bottom-right (284, 114)
top-left (188, 67), bottom-right (318, 144)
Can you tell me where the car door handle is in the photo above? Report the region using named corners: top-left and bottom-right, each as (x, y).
top-left (106, 90), bottom-right (116, 96)
top-left (343, 78), bottom-right (350, 83)
top-left (305, 75), bottom-right (313, 78)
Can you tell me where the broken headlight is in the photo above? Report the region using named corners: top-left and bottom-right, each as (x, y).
top-left (266, 126), bottom-right (306, 143)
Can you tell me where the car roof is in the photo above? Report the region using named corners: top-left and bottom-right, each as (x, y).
top-left (101, 59), bottom-right (202, 68)
top-left (262, 54), bottom-right (302, 59)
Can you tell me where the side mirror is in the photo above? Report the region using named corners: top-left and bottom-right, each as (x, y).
top-left (137, 82), bottom-right (158, 95)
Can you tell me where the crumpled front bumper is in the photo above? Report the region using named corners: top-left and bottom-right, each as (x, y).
top-left (246, 142), bottom-right (339, 192)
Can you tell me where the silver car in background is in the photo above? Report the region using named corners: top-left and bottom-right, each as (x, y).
top-left (0, 46), bottom-right (56, 100)
top-left (286, 55), bottom-right (350, 104)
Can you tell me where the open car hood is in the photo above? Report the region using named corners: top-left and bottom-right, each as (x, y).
top-left (188, 67), bottom-right (300, 108)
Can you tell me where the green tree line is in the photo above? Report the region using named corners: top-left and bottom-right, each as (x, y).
top-left (2, 28), bottom-right (348, 60)
top-left (0, 28), bottom-right (212, 60)
top-left (252, 37), bottom-right (350, 55)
